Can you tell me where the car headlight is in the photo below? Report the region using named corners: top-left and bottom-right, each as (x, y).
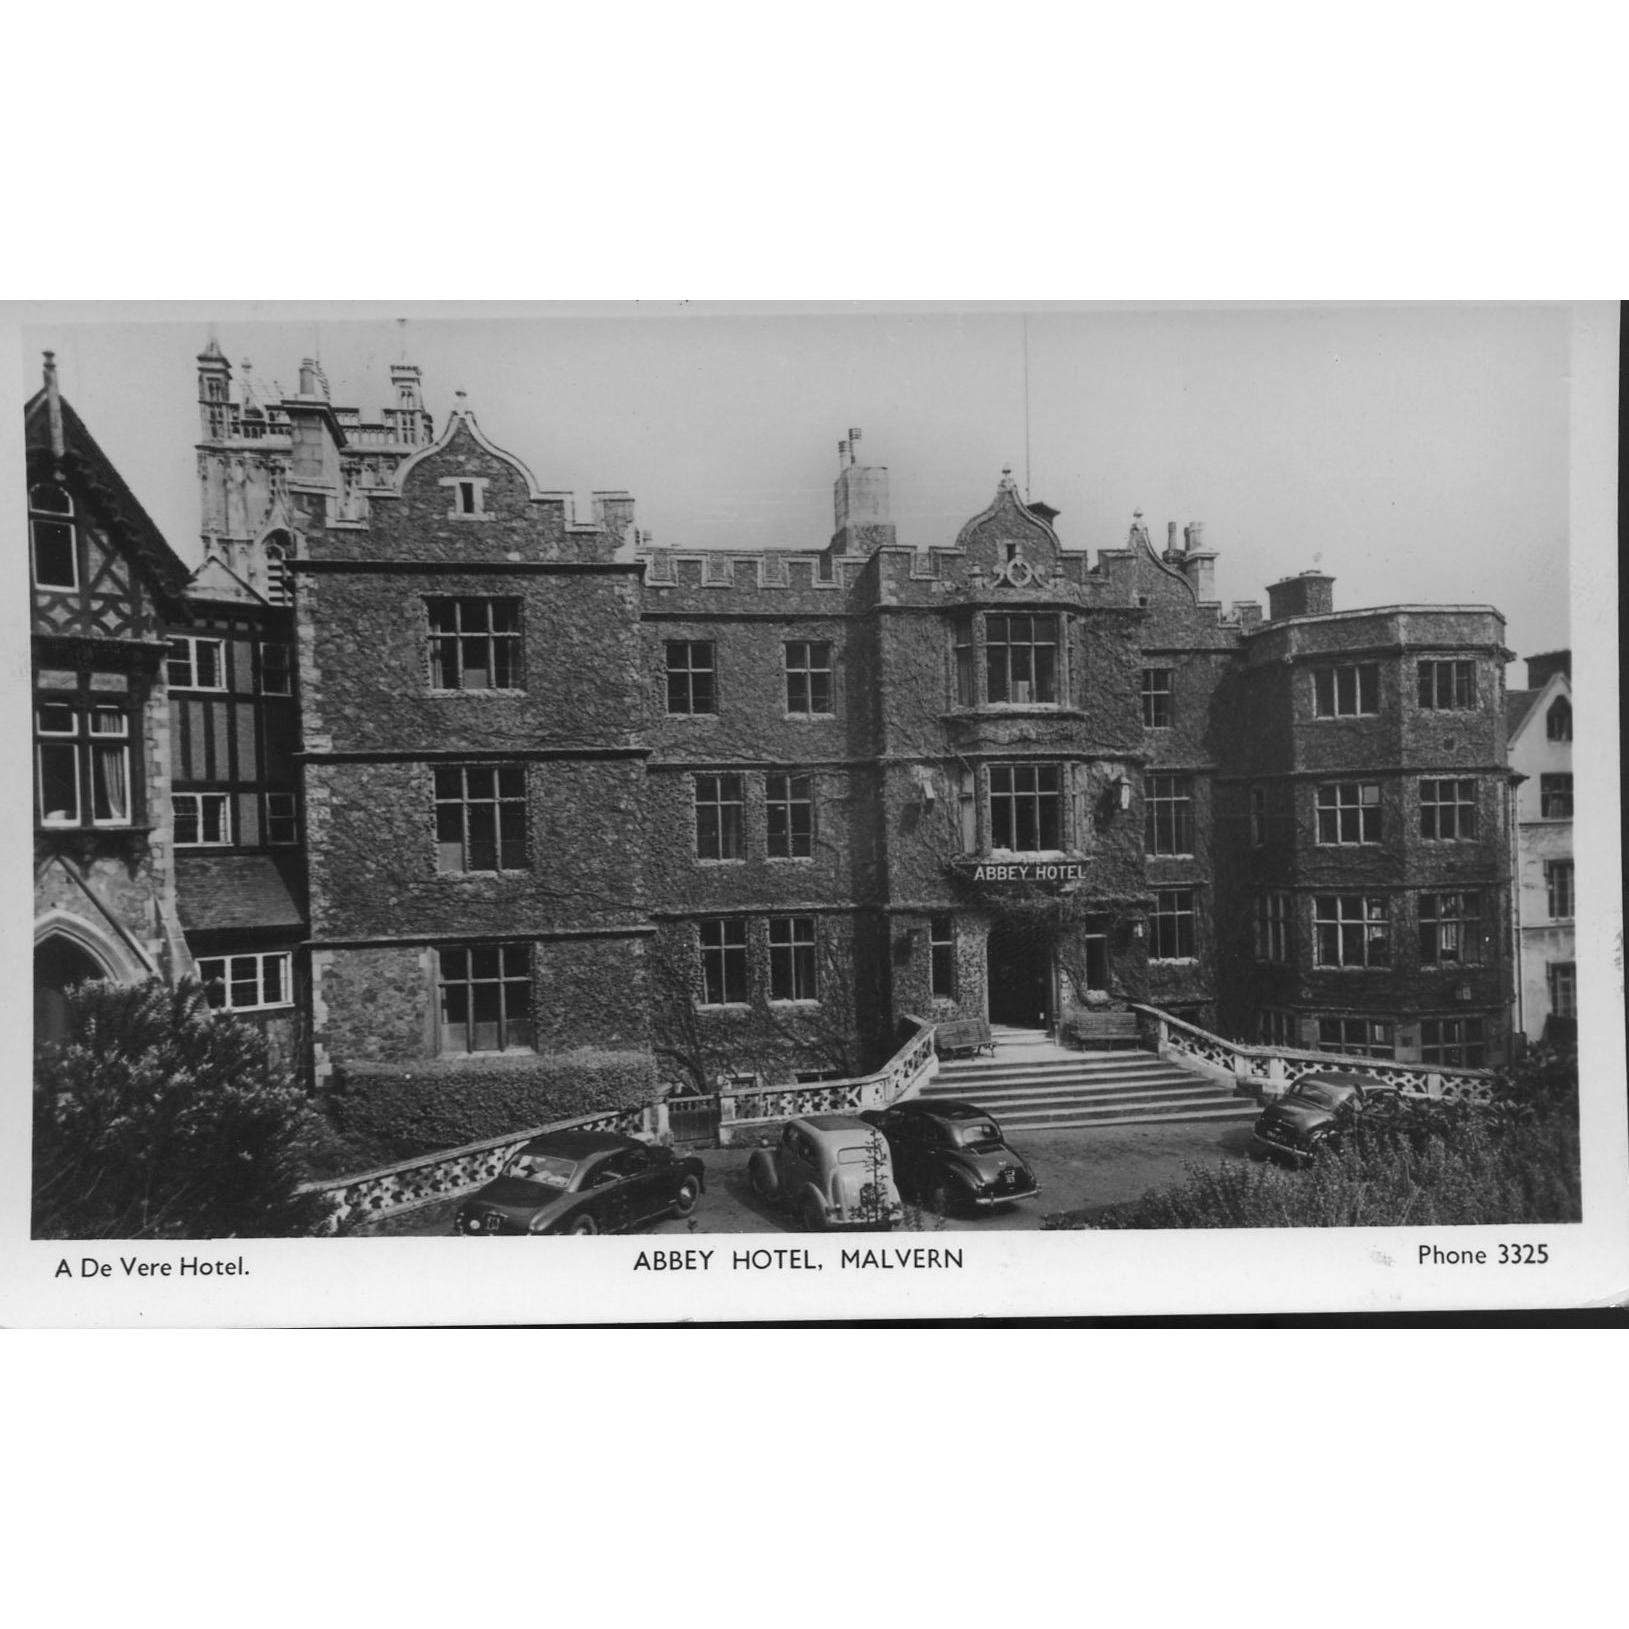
top-left (528, 1213), bottom-right (553, 1234)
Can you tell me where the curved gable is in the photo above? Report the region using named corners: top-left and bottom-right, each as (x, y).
top-left (953, 472), bottom-right (1064, 577)
top-left (389, 407), bottom-right (547, 508)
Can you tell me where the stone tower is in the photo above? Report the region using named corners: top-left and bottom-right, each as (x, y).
top-left (194, 339), bottom-right (434, 604)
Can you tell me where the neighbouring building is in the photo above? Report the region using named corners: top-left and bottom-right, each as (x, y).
top-left (1507, 651), bottom-right (1574, 1045)
top-left (27, 355), bottom-right (195, 1041)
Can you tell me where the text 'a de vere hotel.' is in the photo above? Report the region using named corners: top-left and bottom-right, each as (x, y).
top-left (30, 347), bottom-right (1521, 1140)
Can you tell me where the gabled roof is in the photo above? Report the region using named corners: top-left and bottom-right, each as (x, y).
top-left (187, 555), bottom-right (272, 607)
top-left (1507, 667), bottom-right (1570, 745)
top-left (24, 383), bottom-right (193, 614)
top-left (1506, 688), bottom-right (1540, 737)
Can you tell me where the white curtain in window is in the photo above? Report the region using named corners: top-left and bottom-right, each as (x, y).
top-left (92, 744), bottom-right (130, 823)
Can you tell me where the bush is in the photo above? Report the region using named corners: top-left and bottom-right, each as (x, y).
top-left (1045, 1058), bottom-right (1582, 1231)
top-left (320, 1049), bottom-right (660, 1163)
top-left (33, 978), bottom-right (336, 1239)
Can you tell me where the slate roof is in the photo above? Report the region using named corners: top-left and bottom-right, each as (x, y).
top-left (175, 854), bottom-right (307, 933)
top-left (1506, 688), bottom-right (1540, 739)
top-left (24, 385), bottom-right (194, 615)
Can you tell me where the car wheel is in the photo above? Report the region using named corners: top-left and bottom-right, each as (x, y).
top-left (799, 1193), bottom-right (827, 1233)
top-left (671, 1175), bottom-right (701, 1218)
top-left (928, 1178), bottom-right (958, 1217)
top-left (749, 1161), bottom-right (775, 1202)
top-left (568, 1214), bottom-right (598, 1235)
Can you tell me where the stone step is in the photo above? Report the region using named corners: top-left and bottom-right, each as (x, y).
top-left (919, 1047), bottom-right (1260, 1129)
top-left (927, 1076), bottom-right (1238, 1108)
top-left (922, 1069), bottom-right (1204, 1098)
top-left (935, 1053), bottom-right (1166, 1079)
top-left (997, 1102), bottom-right (1261, 1132)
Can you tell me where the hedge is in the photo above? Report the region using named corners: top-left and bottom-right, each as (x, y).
top-left (319, 1048), bottom-right (660, 1161)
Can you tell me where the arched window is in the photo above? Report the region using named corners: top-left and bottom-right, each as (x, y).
top-left (1546, 696), bottom-right (1572, 742)
top-left (29, 483), bottom-right (77, 589)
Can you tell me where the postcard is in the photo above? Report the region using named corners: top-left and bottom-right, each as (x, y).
top-left (2, 301), bottom-right (1622, 1325)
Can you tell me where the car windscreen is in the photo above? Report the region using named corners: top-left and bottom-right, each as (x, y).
top-left (951, 1121), bottom-right (1002, 1148)
top-left (503, 1152), bottom-right (579, 1188)
top-left (1287, 1081), bottom-right (1343, 1110)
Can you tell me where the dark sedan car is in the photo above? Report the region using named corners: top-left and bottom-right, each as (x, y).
top-left (1251, 1071), bottom-right (1401, 1165)
top-left (454, 1131), bottom-right (705, 1236)
top-left (859, 1099), bottom-right (1039, 1215)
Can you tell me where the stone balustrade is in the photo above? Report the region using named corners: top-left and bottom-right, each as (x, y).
top-left (305, 1018), bottom-right (940, 1229)
top-left (305, 1102), bottom-right (652, 1233)
top-left (715, 1017), bottom-right (939, 1144)
top-left (1129, 1004), bottom-right (1497, 1105)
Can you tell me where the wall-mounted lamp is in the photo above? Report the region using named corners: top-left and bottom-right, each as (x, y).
top-left (912, 765), bottom-right (937, 805)
top-left (1131, 920), bottom-right (1146, 940)
top-left (1117, 777), bottom-right (1133, 812)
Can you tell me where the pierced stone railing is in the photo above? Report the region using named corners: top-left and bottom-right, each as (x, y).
top-left (304, 1018), bottom-right (940, 1229)
top-left (305, 1102), bottom-right (651, 1233)
top-left (715, 1016), bottom-right (939, 1144)
top-left (1129, 1004), bottom-right (1497, 1105)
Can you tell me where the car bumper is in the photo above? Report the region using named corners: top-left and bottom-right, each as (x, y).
top-left (968, 1182), bottom-right (1041, 1207)
top-left (1252, 1132), bottom-right (1311, 1162)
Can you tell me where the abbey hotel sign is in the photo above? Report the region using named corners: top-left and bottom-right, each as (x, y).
top-left (954, 858), bottom-right (1087, 887)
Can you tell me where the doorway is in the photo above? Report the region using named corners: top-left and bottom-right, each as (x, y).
top-left (987, 918), bottom-right (1051, 1029)
top-left (34, 935), bottom-right (110, 1047)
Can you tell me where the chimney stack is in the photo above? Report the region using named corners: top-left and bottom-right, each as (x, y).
top-left (1525, 650), bottom-right (1571, 689)
top-left (1176, 519), bottom-right (1218, 600)
top-left (1266, 571), bottom-right (1336, 621)
top-left (830, 426), bottom-right (895, 556)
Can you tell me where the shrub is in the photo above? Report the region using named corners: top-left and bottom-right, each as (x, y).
top-left (33, 978), bottom-right (336, 1239)
top-left (319, 1049), bottom-right (660, 1162)
top-left (1044, 1064), bottom-right (1582, 1231)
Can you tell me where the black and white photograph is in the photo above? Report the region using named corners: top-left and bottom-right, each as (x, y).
top-left (1, 300), bottom-right (1622, 1326)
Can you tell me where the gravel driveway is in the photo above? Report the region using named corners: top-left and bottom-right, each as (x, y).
top-left (353, 1117), bottom-right (1258, 1237)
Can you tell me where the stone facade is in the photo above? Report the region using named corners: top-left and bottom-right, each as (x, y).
top-left (1212, 604), bottom-right (1515, 1066)
top-left (262, 386), bottom-right (1522, 1129)
top-left (292, 407), bottom-right (653, 1132)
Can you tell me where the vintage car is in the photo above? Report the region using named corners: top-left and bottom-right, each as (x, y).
top-left (454, 1130), bottom-right (705, 1236)
top-left (859, 1098), bottom-right (1040, 1214)
top-left (747, 1114), bottom-right (904, 1231)
top-left (1251, 1070), bottom-right (1401, 1164)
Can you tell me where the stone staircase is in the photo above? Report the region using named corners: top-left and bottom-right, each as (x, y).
top-left (920, 1025), bottom-right (1259, 1133)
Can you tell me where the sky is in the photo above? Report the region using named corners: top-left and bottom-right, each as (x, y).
top-left (19, 302), bottom-right (1578, 664)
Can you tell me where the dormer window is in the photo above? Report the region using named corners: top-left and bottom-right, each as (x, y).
top-left (441, 476), bottom-right (489, 519)
top-left (29, 484), bottom-right (77, 590)
top-left (1546, 696), bottom-right (1572, 741)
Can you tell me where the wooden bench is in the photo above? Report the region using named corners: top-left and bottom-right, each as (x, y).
top-left (1064, 1012), bottom-right (1143, 1050)
top-left (934, 1018), bottom-right (995, 1059)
